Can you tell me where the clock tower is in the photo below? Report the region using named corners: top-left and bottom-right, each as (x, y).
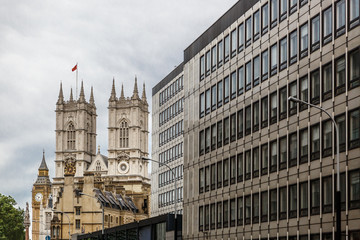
top-left (32, 151), bottom-right (51, 240)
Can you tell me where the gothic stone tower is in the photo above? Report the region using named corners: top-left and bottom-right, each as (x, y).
top-left (107, 78), bottom-right (150, 207)
top-left (32, 152), bottom-right (51, 240)
top-left (53, 82), bottom-right (97, 200)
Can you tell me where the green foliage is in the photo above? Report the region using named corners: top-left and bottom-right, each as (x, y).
top-left (0, 193), bottom-right (25, 240)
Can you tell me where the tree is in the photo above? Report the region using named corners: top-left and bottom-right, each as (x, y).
top-left (0, 193), bottom-right (24, 240)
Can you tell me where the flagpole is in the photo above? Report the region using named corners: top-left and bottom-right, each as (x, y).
top-left (76, 62), bottom-right (78, 99)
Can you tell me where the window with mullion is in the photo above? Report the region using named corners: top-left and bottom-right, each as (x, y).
top-left (245, 106), bottom-right (251, 136)
top-left (217, 161), bottom-right (222, 189)
top-left (270, 44), bottom-right (278, 76)
top-left (253, 101), bottom-right (259, 132)
top-left (262, 49), bottom-right (269, 81)
top-left (289, 132), bottom-right (297, 167)
top-left (211, 163), bottom-right (216, 190)
top-left (237, 153), bottom-right (244, 183)
top-left (223, 117), bottom-right (230, 145)
top-left (322, 176), bottom-right (332, 213)
top-left (200, 92), bottom-right (205, 118)
top-left (271, 0), bottom-right (278, 28)
top-left (279, 186), bottom-right (287, 219)
top-left (279, 136), bottom-right (287, 170)
top-left (299, 128), bottom-right (308, 164)
top-left (335, 55), bottom-right (346, 95)
top-left (270, 140), bottom-right (277, 172)
top-left (349, 108), bottom-right (360, 149)
top-left (217, 202), bottom-right (222, 228)
top-left (224, 35), bottom-right (230, 63)
top-left (253, 193), bottom-right (260, 223)
top-left (211, 124), bottom-right (216, 151)
top-left (261, 143), bottom-right (269, 175)
top-left (300, 76), bottom-right (308, 111)
top-left (205, 127), bottom-right (210, 154)
top-left (262, 3), bottom-right (269, 34)
top-left (211, 84), bottom-right (217, 111)
top-left (245, 195), bottom-right (251, 224)
top-left (230, 113), bottom-right (236, 142)
top-left (300, 23), bottom-right (308, 59)
top-left (210, 203), bottom-right (216, 229)
top-left (322, 120), bottom-right (332, 157)
top-left (311, 179), bottom-right (320, 215)
top-left (335, 0), bottom-right (346, 37)
top-left (349, 47), bottom-right (360, 89)
top-left (237, 109), bottom-right (244, 139)
top-left (261, 191), bottom-right (268, 222)
top-left (218, 40), bottom-right (223, 67)
top-left (245, 150), bottom-right (251, 180)
top-left (199, 206), bottom-right (204, 231)
top-left (289, 0), bottom-right (297, 14)
top-left (205, 166), bottom-right (210, 192)
top-left (217, 120), bottom-right (223, 148)
top-left (224, 76), bottom-right (230, 104)
top-left (335, 114), bottom-right (346, 152)
top-left (311, 124), bottom-right (320, 160)
top-left (217, 80), bottom-right (223, 107)
top-left (349, 169), bottom-right (360, 209)
top-left (231, 30), bottom-right (237, 58)
top-left (230, 156), bottom-right (236, 184)
top-left (280, 37), bottom-right (287, 71)
top-left (231, 71), bottom-right (237, 100)
top-left (261, 96), bottom-right (268, 128)
top-left (199, 130), bottom-right (205, 156)
top-left (299, 181), bottom-right (308, 216)
top-left (230, 199), bottom-right (236, 227)
top-left (205, 50), bottom-right (211, 76)
top-left (238, 23), bottom-right (244, 52)
top-left (270, 92), bottom-right (277, 124)
top-left (211, 46), bottom-right (217, 72)
top-left (311, 15), bottom-right (320, 52)
top-left (289, 184), bottom-right (297, 218)
top-left (223, 158), bottom-right (229, 187)
top-left (199, 168), bottom-right (204, 193)
top-left (280, 0), bottom-right (287, 22)
top-left (254, 11), bottom-right (260, 41)
top-left (289, 81), bottom-right (297, 115)
top-left (245, 61), bottom-right (252, 91)
top-left (322, 63), bottom-right (332, 101)
top-left (310, 69), bottom-right (320, 104)
top-left (323, 6), bottom-right (332, 45)
top-left (289, 30), bottom-right (297, 65)
top-left (205, 88), bottom-right (211, 115)
top-left (238, 66), bottom-right (244, 95)
top-left (253, 55), bottom-right (260, 86)
top-left (279, 87), bottom-right (287, 120)
top-left (253, 147), bottom-right (259, 177)
top-left (200, 55), bottom-right (205, 80)
top-left (349, 0), bottom-right (360, 29)
top-left (270, 189), bottom-right (277, 221)
top-left (245, 17), bottom-right (252, 47)
top-left (237, 197), bottom-right (243, 225)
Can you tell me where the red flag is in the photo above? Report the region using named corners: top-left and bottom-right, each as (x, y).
top-left (72, 64), bottom-right (77, 72)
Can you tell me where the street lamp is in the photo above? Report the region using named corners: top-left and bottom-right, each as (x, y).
top-left (288, 96), bottom-right (341, 240)
top-left (54, 211), bottom-right (71, 240)
top-left (141, 157), bottom-right (177, 220)
top-left (78, 192), bottom-right (104, 234)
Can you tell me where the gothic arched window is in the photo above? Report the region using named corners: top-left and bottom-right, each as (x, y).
top-left (119, 120), bottom-right (129, 148)
top-left (67, 123), bottom-right (76, 150)
top-left (96, 161), bottom-right (101, 171)
top-left (87, 123), bottom-right (92, 152)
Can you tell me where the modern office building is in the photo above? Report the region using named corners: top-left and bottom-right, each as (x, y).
top-left (151, 64), bottom-right (185, 217)
top-left (179, 0), bottom-right (360, 239)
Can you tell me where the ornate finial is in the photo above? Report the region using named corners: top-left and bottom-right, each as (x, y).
top-left (109, 78), bottom-right (117, 102)
top-left (98, 145), bottom-right (100, 154)
top-left (70, 88), bottom-right (74, 102)
top-left (120, 84), bottom-right (125, 100)
top-left (141, 82), bottom-right (147, 104)
top-left (89, 86), bottom-right (95, 105)
top-left (57, 82), bottom-right (64, 104)
top-left (132, 75), bottom-right (139, 100)
top-left (79, 81), bottom-right (85, 103)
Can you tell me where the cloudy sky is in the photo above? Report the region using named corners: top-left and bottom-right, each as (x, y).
top-left (0, 0), bottom-right (237, 220)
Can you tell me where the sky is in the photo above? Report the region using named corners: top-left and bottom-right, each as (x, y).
top-left (0, 0), bottom-right (237, 223)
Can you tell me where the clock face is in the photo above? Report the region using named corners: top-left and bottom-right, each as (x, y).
top-left (35, 193), bottom-right (43, 202)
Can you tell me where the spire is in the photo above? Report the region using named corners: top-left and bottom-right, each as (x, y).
top-left (79, 81), bottom-right (85, 103)
top-left (109, 78), bottom-right (117, 102)
top-left (97, 145), bottom-right (100, 154)
top-left (69, 88), bottom-right (74, 102)
top-left (142, 82), bottom-right (148, 104)
top-left (120, 84), bottom-right (125, 100)
top-left (57, 82), bottom-right (64, 104)
top-left (39, 150), bottom-right (48, 171)
top-left (89, 86), bottom-right (95, 105)
top-left (131, 75), bottom-right (139, 100)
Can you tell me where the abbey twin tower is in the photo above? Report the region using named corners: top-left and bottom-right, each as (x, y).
top-left (31, 78), bottom-right (151, 239)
